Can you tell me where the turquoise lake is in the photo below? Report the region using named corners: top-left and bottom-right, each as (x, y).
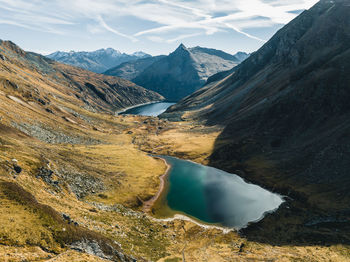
top-left (154, 156), bottom-right (284, 229)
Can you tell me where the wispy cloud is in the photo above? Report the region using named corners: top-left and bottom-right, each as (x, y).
top-left (96, 15), bottom-right (138, 42)
top-left (0, 0), bottom-right (319, 44)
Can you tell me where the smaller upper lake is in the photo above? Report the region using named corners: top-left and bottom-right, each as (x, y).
top-left (120, 102), bottom-right (175, 117)
top-left (152, 156), bottom-right (284, 229)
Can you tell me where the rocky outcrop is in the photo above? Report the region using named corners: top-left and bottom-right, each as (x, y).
top-left (71, 239), bottom-right (136, 262)
top-left (11, 122), bottom-right (101, 145)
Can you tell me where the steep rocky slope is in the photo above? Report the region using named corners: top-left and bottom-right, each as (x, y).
top-left (47, 48), bottom-right (150, 73)
top-left (104, 55), bottom-right (166, 80)
top-left (163, 0), bottom-right (350, 244)
top-left (133, 44), bottom-right (245, 101)
top-left (0, 40), bottom-right (163, 115)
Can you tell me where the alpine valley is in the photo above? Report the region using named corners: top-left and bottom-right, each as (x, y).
top-left (0, 0), bottom-right (349, 262)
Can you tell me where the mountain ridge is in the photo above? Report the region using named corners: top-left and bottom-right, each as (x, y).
top-left (104, 55), bottom-right (166, 81)
top-left (47, 48), bottom-right (151, 74)
top-left (132, 44), bottom-right (248, 101)
top-left (1, 40), bottom-right (163, 114)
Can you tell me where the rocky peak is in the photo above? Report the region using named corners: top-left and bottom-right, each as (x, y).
top-left (0, 40), bottom-right (26, 57)
top-left (177, 43), bottom-right (187, 50)
top-left (173, 43), bottom-right (189, 53)
top-left (169, 43), bottom-right (192, 60)
top-left (132, 51), bottom-right (150, 57)
top-left (96, 48), bottom-right (122, 56)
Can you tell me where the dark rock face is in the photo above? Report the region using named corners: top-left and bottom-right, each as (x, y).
top-left (104, 55), bottom-right (166, 80)
top-left (13, 165), bottom-right (22, 174)
top-left (164, 0), bottom-right (350, 244)
top-left (133, 44), bottom-right (242, 101)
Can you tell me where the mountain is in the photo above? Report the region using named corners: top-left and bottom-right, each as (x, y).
top-left (1, 40), bottom-right (163, 114)
top-left (132, 44), bottom-right (245, 101)
top-left (163, 0), bottom-right (350, 243)
top-left (104, 55), bottom-right (166, 80)
top-left (47, 48), bottom-right (151, 73)
top-left (233, 51), bottom-right (249, 62)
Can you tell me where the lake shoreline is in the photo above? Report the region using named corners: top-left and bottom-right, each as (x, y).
top-left (115, 100), bottom-right (163, 115)
top-left (143, 156), bottom-right (236, 233)
top-left (118, 101), bottom-right (176, 117)
top-left (143, 155), bottom-right (284, 232)
top-left (142, 156), bottom-right (171, 213)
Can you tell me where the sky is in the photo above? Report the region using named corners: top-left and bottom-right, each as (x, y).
top-left (0, 0), bottom-right (319, 56)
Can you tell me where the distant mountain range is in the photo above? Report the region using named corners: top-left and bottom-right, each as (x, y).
top-left (46, 48), bottom-right (151, 73)
top-left (106, 44), bottom-right (248, 101)
top-left (48, 46), bottom-right (248, 101)
top-left (163, 0), bottom-right (350, 243)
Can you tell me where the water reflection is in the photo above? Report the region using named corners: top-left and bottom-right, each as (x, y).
top-left (120, 102), bottom-right (175, 116)
top-left (155, 156), bottom-right (283, 229)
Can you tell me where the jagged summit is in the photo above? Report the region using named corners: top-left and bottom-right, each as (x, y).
top-left (47, 48), bottom-right (150, 73)
top-left (0, 40), bottom-right (26, 56)
top-left (177, 43), bottom-right (187, 50)
top-left (132, 51), bottom-right (149, 57)
top-left (95, 47), bottom-right (122, 56)
top-left (170, 43), bottom-right (191, 57)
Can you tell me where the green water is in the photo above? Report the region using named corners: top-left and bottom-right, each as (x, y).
top-left (154, 156), bottom-right (284, 229)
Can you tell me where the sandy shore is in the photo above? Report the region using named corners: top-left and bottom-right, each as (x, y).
top-left (150, 214), bottom-right (235, 234)
top-left (142, 156), bottom-right (171, 213)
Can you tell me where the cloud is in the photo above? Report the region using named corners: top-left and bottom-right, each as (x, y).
top-left (166, 32), bottom-right (203, 43)
top-left (131, 0), bottom-right (318, 42)
top-left (0, 0), bottom-right (319, 43)
top-left (96, 15), bottom-right (138, 42)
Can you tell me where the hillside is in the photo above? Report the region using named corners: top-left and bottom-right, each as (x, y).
top-left (133, 44), bottom-right (246, 101)
top-left (0, 41), bottom-right (163, 115)
top-left (0, 40), bottom-right (169, 261)
top-left (163, 0), bottom-right (350, 244)
top-left (47, 48), bottom-right (150, 73)
top-left (104, 55), bottom-right (166, 80)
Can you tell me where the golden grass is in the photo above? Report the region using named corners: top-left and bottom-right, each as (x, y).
top-left (135, 123), bottom-right (221, 165)
top-left (73, 143), bottom-right (167, 207)
top-left (0, 246), bottom-right (52, 262)
top-left (46, 250), bottom-right (108, 262)
top-left (0, 186), bottom-right (57, 249)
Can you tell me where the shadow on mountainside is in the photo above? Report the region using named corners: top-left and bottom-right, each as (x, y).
top-left (170, 0), bottom-right (350, 247)
top-left (207, 109), bottom-right (350, 246)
